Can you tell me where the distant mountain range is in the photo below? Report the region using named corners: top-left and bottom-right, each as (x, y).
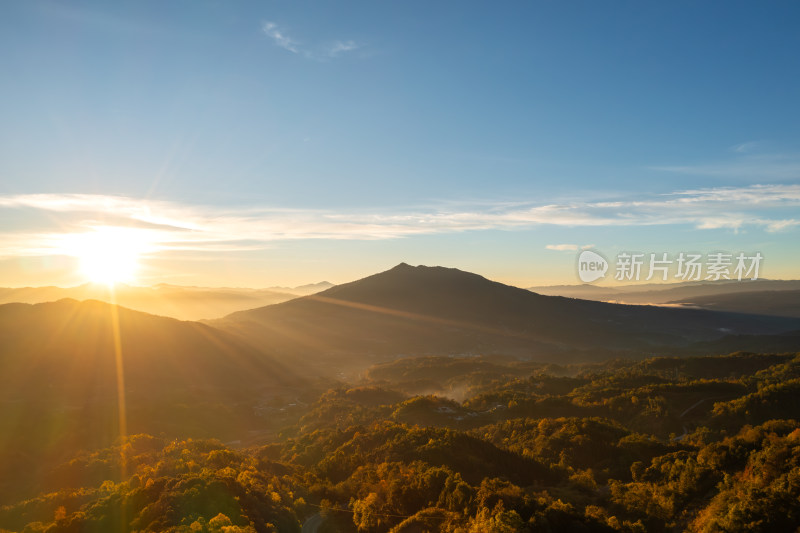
top-left (265, 281), bottom-right (336, 295)
top-left (528, 279), bottom-right (800, 306)
top-left (5, 277), bottom-right (798, 324)
top-left (211, 264), bottom-right (800, 373)
top-left (0, 281), bottom-right (335, 320)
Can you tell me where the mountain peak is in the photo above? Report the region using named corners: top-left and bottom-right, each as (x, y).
top-left (307, 263), bottom-right (514, 311)
top-left (383, 262), bottom-right (475, 276)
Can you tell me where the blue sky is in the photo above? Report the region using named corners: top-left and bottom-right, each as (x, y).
top-left (1, 1), bottom-right (799, 287)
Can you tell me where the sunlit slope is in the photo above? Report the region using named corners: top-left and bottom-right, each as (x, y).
top-left (212, 264), bottom-right (800, 367)
top-left (0, 299), bottom-right (303, 504)
top-left (0, 298), bottom-right (298, 393)
top-left (0, 299), bottom-right (302, 456)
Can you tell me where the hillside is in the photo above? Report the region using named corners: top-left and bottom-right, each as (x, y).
top-left (212, 264), bottom-right (800, 374)
top-left (0, 299), bottom-right (304, 503)
top-left (0, 298), bottom-right (299, 394)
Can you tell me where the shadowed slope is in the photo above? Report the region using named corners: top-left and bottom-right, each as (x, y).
top-left (670, 289), bottom-right (800, 318)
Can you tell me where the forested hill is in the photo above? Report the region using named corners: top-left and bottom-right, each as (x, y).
top-left (3, 351), bottom-right (800, 532)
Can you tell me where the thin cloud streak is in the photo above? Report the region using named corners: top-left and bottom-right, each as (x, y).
top-left (730, 141), bottom-right (760, 153)
top-left (261, 21), bottom-right (360, 60)
top-left (327, 40), bottom-right (359, 57)
top-left (0, 184), bottom-right (798, 258)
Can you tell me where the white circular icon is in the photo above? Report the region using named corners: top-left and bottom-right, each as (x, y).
top-left (577, 250), bottom-right (608, 283)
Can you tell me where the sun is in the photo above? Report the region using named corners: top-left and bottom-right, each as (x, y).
top-left (64, 227), bottom-right (149, 286)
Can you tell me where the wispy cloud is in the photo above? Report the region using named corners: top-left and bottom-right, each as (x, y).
top-left (262, 21), bottom-right (300, 54)
top-left (0, 183), bottom-right (798, 259)
top-left (261, 21), bottom-right (360, 60)
top-left (760, 219), bottom-right (800, 232)
top-left (326, 40), bottom-right (359, 57)
top-left (545, 244), bottom-right (578, 251)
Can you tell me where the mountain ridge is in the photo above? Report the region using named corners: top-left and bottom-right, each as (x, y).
top-left (211, 264), bottom-right (800, 374)
top-left (0, 283), bottom-right (322, 320)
